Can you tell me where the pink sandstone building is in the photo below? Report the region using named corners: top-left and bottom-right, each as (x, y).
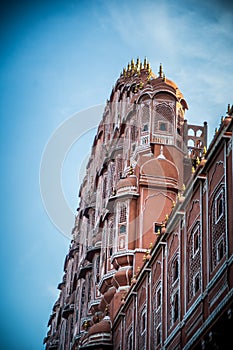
top-left (44, 59), bottom-right (233, 350)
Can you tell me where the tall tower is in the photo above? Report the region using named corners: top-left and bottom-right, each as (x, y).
top-left (44, 59), bottom-right (208, 350)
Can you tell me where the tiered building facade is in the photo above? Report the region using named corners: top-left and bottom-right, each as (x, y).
top-left (44, 59), bottom-right (233, 350)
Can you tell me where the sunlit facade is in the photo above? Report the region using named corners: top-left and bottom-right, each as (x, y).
top-left (44, 59), bottom-right (233, 350)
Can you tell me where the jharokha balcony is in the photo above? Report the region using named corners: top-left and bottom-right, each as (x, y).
top-left (61, 292), bottom-right (75, 319)
top-left (78, 262), bottom-right (93, 279)
top-left (85, 244), bottom-right (101, 262)
top-left (98, 270), bottom-right (115, 294)
top-left (111, 250), bottom-right (134, 270)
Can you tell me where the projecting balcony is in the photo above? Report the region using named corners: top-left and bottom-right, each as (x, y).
top-left (151, 133), bottom-right (174, 145)
top-left (85, 245), bottom-right (101, 262)
top-left (68, 242), bottom-right (79, 258)
top-left (78, 263), bottom-right (93, 279)
top-left (47, 339), bottom-right (59, 350)
top-left (62, 292), bottom-right (75, 319)
top-left (111, 250), bottom-right (134, 270)
top-left (62, 303), bottom-right (74, 319)
top-left (47, 312), bottom-right (56, 327)
top-left (88, 299), bottom-right (101, 314)
top-left (98, 270), bottom-right (115, 294)
top-left (80, 316), bottom-right (112, 350)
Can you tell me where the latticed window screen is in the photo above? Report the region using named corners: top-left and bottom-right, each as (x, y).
top-left (187, 223), bottom-right (201, 301)
top-left (141, 104), bottom-right (150, 132)
top-left (211, 186), bottom-right (226, 270)
top-left (103, 176), bottom-right (107, 200)
top-left (168, 253), bottom-right (180, 328)
top-left (116, 157), bottom-right (123, 180)
top-left (153, 103), bottom-right (174, 134)
top-left (119, 204), bottom-right (127, 223)
top-left (80, 283), bottom-right (86, 317)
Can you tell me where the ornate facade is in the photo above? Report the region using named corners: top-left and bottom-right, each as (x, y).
top-left (44, 59), bottom-right (233, 350)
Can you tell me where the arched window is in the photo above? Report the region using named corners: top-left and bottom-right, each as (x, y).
top-left (156, 326), bottom-right (161, 345)
top-left (127, 329), bottom-right (133, 350)
top-left (188, 139), bottom-right (195, 147)
top-left (156, 286), bottom-right (161, 309)
top-left (216, 191), bottom-right (223, 221)
top-left (173, 258), bottom-right (179, 282)
top-left (194, 273), bottom-right (200, 294)
top-left (210, 186), bottom-right (226, 270)
top-left (173, 292), bottom-right (179, 322)
top-left (188, 128), bottom-right (195, 136)
top-left (141, 104), bottom-right (150, 133)
top-left (193, 226), bottom-right (200, 254)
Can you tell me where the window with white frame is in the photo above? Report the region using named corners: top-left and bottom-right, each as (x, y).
top-left (215, 190), bottom-right (224, 223)
top-left (217, 237), bottom-right (224, 262)
top-left (118, 202), bottom-right (127, 235)
top-left (193, 225), bottom-right (200, 255)
top-left (156, 285), bottom-right (161, 310)
top-left (193, 272), bottom-right (200, 295)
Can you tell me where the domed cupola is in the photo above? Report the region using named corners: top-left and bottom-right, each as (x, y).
top-left (80, 316), bottom-right (112, 349)
top-left (116, 174), bottom-right (138, 195)
top-left (140, 146), bottom-right (179, 189)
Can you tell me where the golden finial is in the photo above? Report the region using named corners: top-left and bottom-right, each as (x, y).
top-left (196, 156), bottom-right (200, 165)
top-left (123, 68), bottom-right (126, 77)
top-left (139, 81), bottom-right (144, 89)
top-left (140, 62), bottom-right (143, 70)
top-left (192, 166), bottom-right (195, 174)
top-left (84, 320), bottom-right (88, 331)
top-left (105, 305), bottom-right (109, 315)
top-left (129, 164), bottom-right (134, 175)
top-left (162, 73), bottom-right (166, 82)
top-left (131, 274), bottom-right (137, 284)
top-left (172, 200), bottom-right (176, 208)
top-left (215, 127), bottom-right (218, 134)
top-left (149, 242), bottom-right (153, 249)
top-left (227, 103), bottom-right (230, 114)
top-left (131, 58), bottom-right (135, 69)
top-left (136, 57), bottom-right (140, 67)
top-left (144, 57), bottom-right (147, 69)
top-left (165, 214), bottom-right (169, 222)
top-left (221, 115), bottom-right (224, 123)
top-left (134, 85), bottom-right (138, 93)
top-left (182, 184), bottom-right (186, 192)
top-left (159, 63), bottom-right (163, 78)
top-left (137, 266), bottom-right (141, 272)
top-left (203, 146), bottom-right (207, 155)
top-left (156, 228), bottom-right (161, 235)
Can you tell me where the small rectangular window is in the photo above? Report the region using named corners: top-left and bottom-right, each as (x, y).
top-left (119, 224), bottom-right (126, 234)
top-left (215, 190), bottom-right (224, 223)
top-left (217, 238), bottom-right (224, 262)
top-left (193, 273), bottom-right (200, 294)
top-left (159, 121), bottom-right (168, 132)
top-left (142, 124), bottom-right (148, 132)
top-left (156, 287), bottom-right (161, 309)
top-left (154, 223), bottom-right (161, 235)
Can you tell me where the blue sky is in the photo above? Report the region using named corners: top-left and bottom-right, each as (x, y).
top-left (0, 0), bottom-right (233, 349)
